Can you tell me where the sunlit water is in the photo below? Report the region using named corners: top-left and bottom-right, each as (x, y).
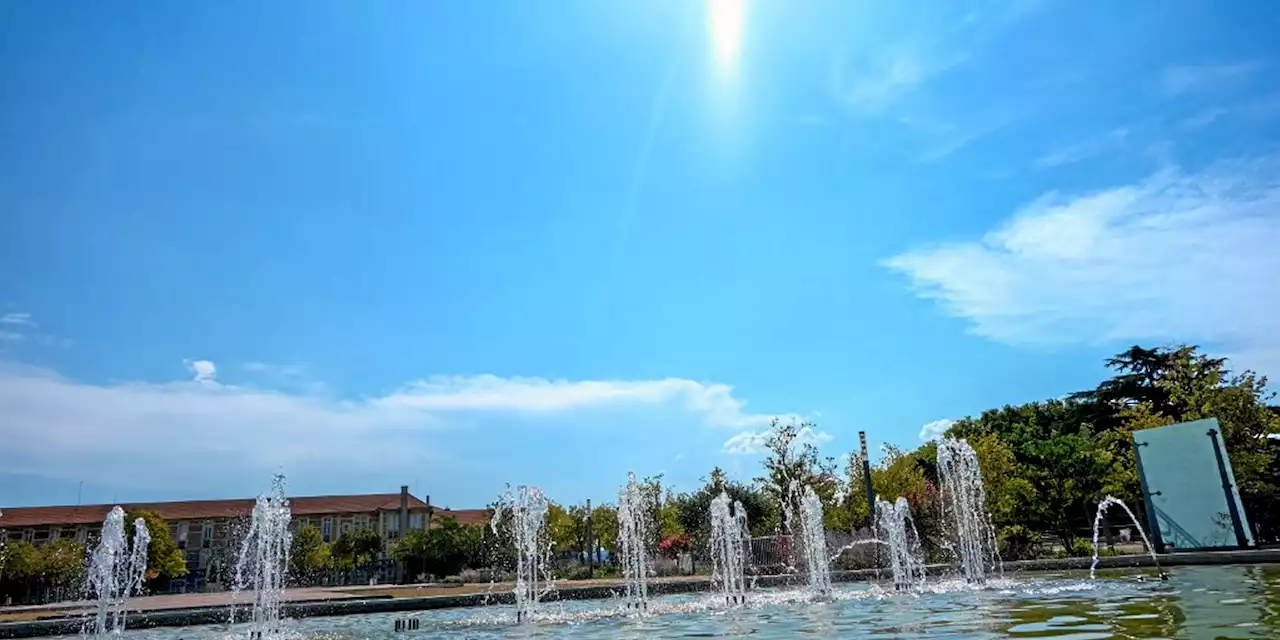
top-left (111, 564), bottom-right (1279, 639)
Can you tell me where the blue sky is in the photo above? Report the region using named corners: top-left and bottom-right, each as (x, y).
top-left (2, 1), bottom-right (1279, 510)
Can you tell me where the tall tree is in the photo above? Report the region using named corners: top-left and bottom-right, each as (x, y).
top-left (755, 419), bottom-right (840, 531)
top-left (330, 528), bottom-right (383, 568)
top-left (124, 509), bottom-right (187, 582)
top-left (289, 524), bottom-right (330, 578)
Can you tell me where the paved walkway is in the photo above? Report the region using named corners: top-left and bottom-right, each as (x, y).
top-left (0, 587), bottom-right (362, 621)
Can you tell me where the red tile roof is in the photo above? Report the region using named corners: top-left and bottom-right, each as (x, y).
top-left (0, 493), bottom-right (432, 529)
top-left (432, 508), bottom-right (494, 528)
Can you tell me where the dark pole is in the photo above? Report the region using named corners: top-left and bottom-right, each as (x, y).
top-left (859, 431), bottom-right (874, 527)
top-left (1207, 428), bottom-right (1250, 547)
top-left (1132, 437), bottom-right (1166, 553)
top-left (585, 499), bottom-right (594, 579)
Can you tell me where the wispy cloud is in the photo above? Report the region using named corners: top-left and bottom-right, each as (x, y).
top-left (244, 362), bottom-right (305, 377)
top-left (722, 424), bottom-right (833, 455)
top-left (883, 156), bottom-right (1280, 375)
top-left (0, 313), bottom-right (36, 328)
top-left (0, 312), bottom-right (67, 348)
top-left (1035, 128), bottom-right (1129, 169)
top-left (829, 49), bottom-right (965, 113)
top-left (919, 418), bottom-right (955, 441)
top-left (1180, 95), bottom-right (1280, 130)
top-left (1160, 62), bottom-right (1261, 96)
top-left (0, 362), bottom-right (797, 492)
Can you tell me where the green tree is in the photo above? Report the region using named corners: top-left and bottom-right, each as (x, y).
top-left (546, 503), bottom-right (584, 553)
top-left (394, 517), bottom-right (484, 579)
top-left (289, 524), bottom-right (330, 577)
top-left (589, 503), bottom-right (619, 554)
top-left (0, 541), bottom-right (40, 580)
top-left (125, 509), bottom-right (187, 581)
top-left (331, 527), bottom-right (383, 568)
top-left (755, 420), bottom-right (840, 527)
top-left (38, 539), bottom-right (86, 589)
top-left (674, 467), bottom-right (778, 545)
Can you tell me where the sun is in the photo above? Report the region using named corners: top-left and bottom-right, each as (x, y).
top-left (708, 0), bottom-right (744, 71)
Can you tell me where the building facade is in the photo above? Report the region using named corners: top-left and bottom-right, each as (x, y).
top-left (0, 486), bottom-right (489, 591)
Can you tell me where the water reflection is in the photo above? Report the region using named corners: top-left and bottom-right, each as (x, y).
top-left (113, 564), bottom-right (1278, 639)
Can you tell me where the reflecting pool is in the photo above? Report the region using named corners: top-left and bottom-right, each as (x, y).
top-left (114, 564), bottom-right (1280, 639)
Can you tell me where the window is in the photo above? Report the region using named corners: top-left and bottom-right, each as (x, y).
top-left (321, 517), bottom-right (333, 542)
top-left (175, 523), bottom-right (189, 550)
top-left (203, 524), bottom-right (214, 549)
top-left (409, 513), bottom-right (423, 530)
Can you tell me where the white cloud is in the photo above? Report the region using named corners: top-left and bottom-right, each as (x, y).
top-left (0, 313), bottom-right (36, 327)
top-left (185, 359), bottom-right (217, 383)
top-left (379, 375), bottom-right (778, 429)
top-left (884, 156), bottom-right (1280, 375)
top-left (0, 363), bottom-right (795, 491)
top-left (244, 362), bottom-right (305, 377)
top-left (1035, 128), bottom-right (1129, 169)
top-left (0, 331), bottom-right (24, 343)
top-left (722, 425), bottom-right (834, 455)
top-left (1161, 62), bottom-right (1260, 96)
top-left (919, 418), bottom-right (955, 441)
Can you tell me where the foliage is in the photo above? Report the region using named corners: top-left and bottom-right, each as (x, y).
top-left (125, 509), bottom-right (188, 580)
top-left (394, 517), bottom-right (484, 579)
top-left (1067, 538), bottom-right (1096, 558)
top-left (289, 524), bottom-right (331, 576)
top-left (658, 533), bottom-right (692, 558)
top-left (0, 539), bottom-right (86, 600)
top-left (755, 420), bottom-right (841, 533)
top-left (998, 525), bottom-right (1038, 561)
top-left (0, 541), bottom-right (41, 579)
top-left (673, 467), bottom-right (778, 545)
top-left (330, 527), bottom-right (383, 569)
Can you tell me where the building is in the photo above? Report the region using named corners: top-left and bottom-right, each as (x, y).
top-left (0, 486), bottom-right (490, 590)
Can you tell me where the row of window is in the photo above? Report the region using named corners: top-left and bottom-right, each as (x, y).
top-left (1, 510), bottom-right (430, 548)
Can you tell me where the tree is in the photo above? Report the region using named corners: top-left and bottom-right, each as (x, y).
top-left (289, 524), bottom-right (330, 578)
top-left (393, 517), bottom-right (484, 579)
top-left (125, 509), bottom-right (187, 581)
top-left (38, 539), bottom-right (86, 590)
top-left (673, 468), bottom-right (778, 546)
top-left (331, 528), bottom-right (382, 568)
top-left (589, 503), bottom-right (619, 554)
top-left (0, 541), bottom-right (39, 581)
top-left (546, 503), bottom-right (584, 554)
top-left (755, 420), bottom-right (840, 528)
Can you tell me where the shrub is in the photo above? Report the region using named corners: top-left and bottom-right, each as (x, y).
top-left (998, 525), bottom-right (1038, 561)
top-left (1068, 538), bottom-right (1095, 558)
top-left (658, 533), bottom-right (693, 558)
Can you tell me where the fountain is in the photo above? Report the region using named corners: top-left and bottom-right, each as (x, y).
top-left (86, 506), bottom-right (151, 636)
top-left (874, 496), bottom-right (926, 590)
top-left (233, 475), bottom-right (292, 639)
top-left (617, 472), bottom-right (652, 612)
top-left (937, 437), bottom-right (1001, 583)
top-left (1090, 495), bottom-right (1165, 580)
top-left (491, 484), bottom-right (551, 623)
top-left (788, 483), bottom-right (831, 597)
top-left (709, 491), bottom-right (748, 605)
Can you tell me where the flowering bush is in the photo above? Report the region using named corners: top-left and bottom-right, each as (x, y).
top-left (658, 533), bottom-right (692, 558)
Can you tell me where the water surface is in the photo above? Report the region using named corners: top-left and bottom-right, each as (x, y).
top-left (125, 564), bottom-right (1280, 639)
